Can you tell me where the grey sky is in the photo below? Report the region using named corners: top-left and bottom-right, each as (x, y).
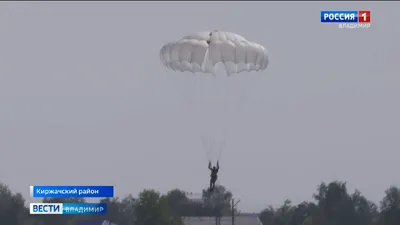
top-left (0, 2), bottom-right (399, 212)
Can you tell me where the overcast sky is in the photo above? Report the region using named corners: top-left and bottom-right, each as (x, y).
top-left (0, 2), bottom-right (399, 212)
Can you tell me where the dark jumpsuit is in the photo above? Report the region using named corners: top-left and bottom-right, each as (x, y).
top-left (208, 162), bottom-right (219, 190)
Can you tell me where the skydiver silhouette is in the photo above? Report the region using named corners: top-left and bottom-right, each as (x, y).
top-left (208, 160), bottom-right (219, 192)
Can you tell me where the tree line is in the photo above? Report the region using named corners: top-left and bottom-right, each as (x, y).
top-left (1, 181), bottom-right (399, 225)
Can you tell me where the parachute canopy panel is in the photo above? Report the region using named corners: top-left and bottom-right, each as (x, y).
top-left (160, 30), bottom-right (269, 75)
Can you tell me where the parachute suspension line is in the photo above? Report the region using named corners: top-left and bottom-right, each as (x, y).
top-left (201, 48), bottom-right (209, 72)
top-left (217, 139), bottom-right (226, 161)
top-left (202, 135), bottom-right (226, 163)
top-left (202, 135), bottom-right (213, 161)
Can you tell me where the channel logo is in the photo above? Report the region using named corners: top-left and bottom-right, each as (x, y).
top-left (320, 10), bottom-right (371, 29)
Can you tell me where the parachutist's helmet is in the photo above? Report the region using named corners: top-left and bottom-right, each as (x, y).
top-left (213, 166), bottom-right (216, 170)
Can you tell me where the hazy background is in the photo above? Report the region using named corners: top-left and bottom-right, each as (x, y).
top-left (0, 2), bottom-right (399, 212)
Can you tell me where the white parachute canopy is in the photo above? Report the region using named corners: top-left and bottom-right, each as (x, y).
top-left (160, 30), bottom-right (269, 75)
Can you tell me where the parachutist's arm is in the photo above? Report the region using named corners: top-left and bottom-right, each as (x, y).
top-left (208, 161), bottom-right (212, 170)
top-left (216, 161), bottom-right (219, 170)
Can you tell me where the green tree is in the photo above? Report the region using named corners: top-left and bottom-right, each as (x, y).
top-left (98, 197), bottom-right (123, 223)
top-left (117, 195), bottom-right (138, 225)
top-left (313, 181), bottom-right (356, 225)
top-left (135, 189), bottom-right (181, 225)
top-left (39, 197), bottom-right (85, 225)
top-left (165, 189), bottom-right (194, 217)
top-left (259, 206), bottom-right (276, 225)
top-left (351, 190), bottom-right (379, 225)
top-left (379, 186), bottom-right (400, 225)
top-left (0, 183), bottom-right (28, 225)
top-left (201, 185), bottom-right (233, 217)
top-left (1, 180), bottom-right (400, 225)
top-left (274, 199), bottom-right (295, 225)
top-left (290, 202), bottom-right (315, 225)
top-left (165, 189), bottom-right (188, 215)
top-left (92, 196), bottom-right (137, 225)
